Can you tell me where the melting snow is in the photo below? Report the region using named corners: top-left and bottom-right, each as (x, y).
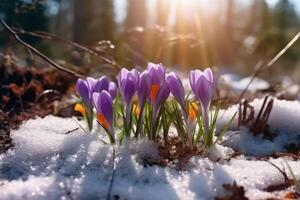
top-left (219, 74), bottom-right (270, 92)
top-left (1, 98), bottom-right (300, 200)
top-left (218, 98), bottom-right (300, 155)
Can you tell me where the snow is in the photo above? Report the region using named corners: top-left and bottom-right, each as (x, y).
top-left (1, 98), bottom-right (300, 200)
top-left (219, 74), bottom-right (270, 92)
top-left (281, 77), bottom-right (300, 98)
top-left (217, 97), bottom-right (300, 155)
top-left (218, 97), bottom-right (300, 133)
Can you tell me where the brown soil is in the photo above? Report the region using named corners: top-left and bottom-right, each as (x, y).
top-left (0, 61), bottom-right (78, 152)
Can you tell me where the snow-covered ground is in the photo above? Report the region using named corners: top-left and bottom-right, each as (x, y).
top-left (219, 74), bottom-right (270, 92)
top-left (218, 98), bottom-right (300, 155)
top-left (1, 98), bottom-right (300, 200)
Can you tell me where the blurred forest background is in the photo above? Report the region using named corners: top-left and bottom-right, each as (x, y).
top-left (0, 0), bottom-right (299, 80)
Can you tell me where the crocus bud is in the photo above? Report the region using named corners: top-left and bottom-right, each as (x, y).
top-left (76, 79), bottom-right (92, 109)
top-left (118, 68), bottom-right (139, 124)
top-left (147, 63), bottom-right (166, 104)
top-left (93, 91), bottom-right (114, 137)
top-left (118, 68), bottom-right (139, 105)
top-left (166, 72), bottom-right (185, 110)
top-left (189, 68), bottom-right (214, 108)
top-left (146, 63), bottom-right (170, 117)
top-left (189, 68), bottom-right (214, 132)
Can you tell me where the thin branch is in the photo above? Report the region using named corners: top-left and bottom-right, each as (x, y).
top-left (0, 19), bottom-right (83, 77)
top-left (239, 32), bottom-right (300, 101)
top-left (12, 27), bottom-right (120, 69)
top-left (64, 127), bottom-right (79, 135)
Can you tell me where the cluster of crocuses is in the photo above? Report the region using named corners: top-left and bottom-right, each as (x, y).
top-left (75, 63), bottom-right (217, 147)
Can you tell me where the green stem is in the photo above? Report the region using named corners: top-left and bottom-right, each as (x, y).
top-left (134, 105), bottom-right (145, 138)
top-left (201, 104), bottom-right (210, 145)
top-left (85, 109), bottom-right (94, 133)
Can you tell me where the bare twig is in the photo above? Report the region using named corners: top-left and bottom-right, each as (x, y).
top-left (12, 27), bottom-right (120, 69)
top-left (64, 127), bottom-right (79, 135)
top-left (239, 32), bottom-right (300, 101)
top-left (0, 19), bottom-right (83, 77)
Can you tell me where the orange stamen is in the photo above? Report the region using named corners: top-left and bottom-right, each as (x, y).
top-left (97, 114), bottom-right (110, 130)
top-left (74, 103), bottom-right (86, 116)
top-left (132, 103), bottom-right (140, 116)
top-left (150, 84), bottom-right (160, 102)
top-left (188, 102), bottom-right (198, 121)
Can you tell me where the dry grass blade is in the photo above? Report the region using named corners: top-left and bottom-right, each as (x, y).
top-left (239, 32), bottom-right (300, 101)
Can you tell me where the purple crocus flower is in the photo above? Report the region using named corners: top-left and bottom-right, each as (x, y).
top-left (166, 72), bottom-right (185, 111)
top-left (75, 76), bottom-right (116, 133)
top-left (93, 91), bottom-right (114, 142)
top-left (76, 79), bottom-right (91, 109)
top-left (147, 63), bottom-right (170, 116)
top-left (137, 70), bottom-right (150, 111)
top-left (189, 68), bottom-right (214, 132)
top-left (147, 63), bottom-right (166, 104)
top-left (118, 68), bottom-right (139, 123)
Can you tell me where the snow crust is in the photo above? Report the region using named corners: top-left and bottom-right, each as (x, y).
top-left (219, 74), bottom-right (270, 92)
top-left (218, 98), bottom-right (300, 155)
top-left (1, 97), bottom-right (300, 200)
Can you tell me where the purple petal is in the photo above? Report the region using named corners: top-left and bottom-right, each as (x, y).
top-left (99, 91), bottom-right (113, 127)
top-left (203, 68), bottom-right (213, 83)
top-left (118, 68), bottom-right (138, 106)
top-left (166, 72), bottom-right (185, 108)
top-left (92, 92), bottom-right (101, 113)
top-left (196, 77), bottom-right (213, 108)
top-left (118, 68), bottom-right (129, 91)
top-left (189, 70), bottom-right (198, 95)
top-left (137, 70), bottom-right (150, 108)
top-left (130, 68), bottom-right (139, 85)
top-left (108, 81), bottom-right (117, 99)
top-left (123, 79), bottom-right (136, 105)
top-left (86, 77), bottom-right (98, 92)
top-left (189, 68), bottom-right (215, 108)
top-left (76, 79), bottom-right (91, 108)
top-left (95, 76), bottom-right (109, 92)
top-left (93, 91), bottom-right (113, 128)
top-left (147, 63), bottom-right (165, 85)
top-left (154, 81), bottom-right (170, 111)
